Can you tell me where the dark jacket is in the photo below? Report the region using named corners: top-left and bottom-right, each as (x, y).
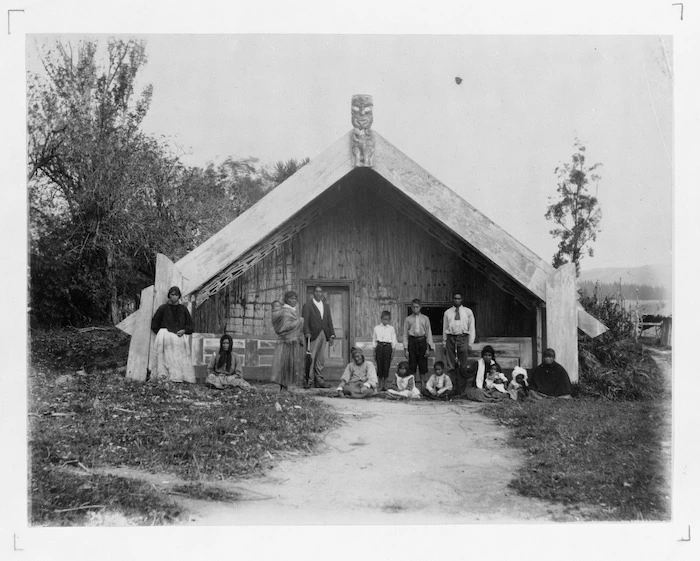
top-left (530, 361), bottom-right (572, 396)
top-left (302, 299), bottom-right (335, 341)
top-left (151, 303), bottom-right (194, 335)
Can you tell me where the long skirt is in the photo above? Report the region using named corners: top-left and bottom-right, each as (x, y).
top-left (271, 340), bottom-right (300, 387)
top-left (152, 328), bottom-right (196, 383)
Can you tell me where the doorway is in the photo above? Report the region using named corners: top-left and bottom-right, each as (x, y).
top-left (303, 281), bottom-right (352, 369)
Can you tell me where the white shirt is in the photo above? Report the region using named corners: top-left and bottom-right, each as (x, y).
top-left (372, 324), bottom-right (397, 349)
top-left (442, 305), bottom-right (476, 344)
top-left (313, 298), bottom-right (324, 318)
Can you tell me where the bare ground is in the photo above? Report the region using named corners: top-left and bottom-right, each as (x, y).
top-left (142, 397), bottom-right (571, 524)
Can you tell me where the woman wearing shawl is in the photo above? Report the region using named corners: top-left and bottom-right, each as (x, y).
top-left (461, 345), bottom-right (507, 402)
top-left (206, 334), bottom-right (252, 390)
top-left (271, 292), bottom-right (305, 391)
top-left (150, 286), bottom-right (196, 383)
top-left (529, 348), bottom-right (572, 399)
top-left (335, 347), bottom-right (378, 399)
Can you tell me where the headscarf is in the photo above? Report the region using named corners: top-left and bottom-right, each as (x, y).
top-left (216, 334), bottom-right (234, 371)
top-left (544, 348), bottom-right (556, 359)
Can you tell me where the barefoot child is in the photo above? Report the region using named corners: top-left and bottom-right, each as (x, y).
top-left (373, 310), bottom-right (397, 392)
top-left (422, 361), bottom-right (453, 400)
top-left (402, 299), bottom-right (433, 388)
top-left (386, 361), bottom-right (421, 399)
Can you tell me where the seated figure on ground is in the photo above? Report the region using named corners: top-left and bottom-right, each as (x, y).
top-left (507, 366), bottom-right (529, 400)
top-left (206, 334), bottom-right (252, 390)
top-left (386, 361), bottom-right (421, 399)
top-left (528, 348), bottom-right (572, 399)
top-left (422, 361), bottom-right (453, 400)
top-left (336, 347), bottom-right (378, 399)
top-left (484, 362), bottom-right (509, 394)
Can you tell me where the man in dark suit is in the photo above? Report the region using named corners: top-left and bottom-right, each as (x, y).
top-left (301, 286), bottom-right (336, 388)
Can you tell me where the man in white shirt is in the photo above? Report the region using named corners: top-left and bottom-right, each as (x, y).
top-left (442, 292), bottom-right (476, 394)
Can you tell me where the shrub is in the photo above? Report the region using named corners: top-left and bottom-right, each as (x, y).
top-left (577, 286), bottom-right (663, 400)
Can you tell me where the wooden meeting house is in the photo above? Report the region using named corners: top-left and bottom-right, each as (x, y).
top-left (118, 95), bottom-right (607, 384)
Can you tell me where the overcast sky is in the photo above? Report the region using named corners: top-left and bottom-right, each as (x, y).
top-left (27, 34), bottom-right (673, 273)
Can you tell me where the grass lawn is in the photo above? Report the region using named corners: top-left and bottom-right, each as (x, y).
top-left (480, 382), bottom-right (671, 520)
top-left (28, 364), bottom-right (339, 525)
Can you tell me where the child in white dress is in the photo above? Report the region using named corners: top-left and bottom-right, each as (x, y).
top-left (507, 365), bottom-right (529, 400)
top-left (386, 361), bottom-right (421, 399)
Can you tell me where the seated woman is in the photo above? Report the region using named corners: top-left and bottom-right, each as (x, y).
top-left (270, 294), bottom-right (305, 391)
top-left (150, 286), bottom-right (196, 383)
top-left (206, 334), bottom-right (252, 390)
top-left (336, 347), bottom-right (378, 398)
top-left (461, 345), bottom-right (508, 402)
top-left (529, 348), bottom-right (572, 399)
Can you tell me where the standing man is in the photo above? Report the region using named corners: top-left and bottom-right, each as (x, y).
top-left (402, 299), bottom-right (433, 388)
top-left (302, 286), bottom-right (336, 389)
top-left (442, 291), bottom-right (476, 394)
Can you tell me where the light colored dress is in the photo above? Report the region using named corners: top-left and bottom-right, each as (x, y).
top-left (152, 329), bottom-right (196, 383)
top-left (485, 371), bottom-right (509, 394)
top-left (387, 374), bottom-right (421, 399)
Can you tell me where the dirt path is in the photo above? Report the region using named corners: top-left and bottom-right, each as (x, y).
top-left (170, 397), bottom-right (566, 524)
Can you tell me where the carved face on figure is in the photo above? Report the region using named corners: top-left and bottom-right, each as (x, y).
top-left (351, 95), bottom-right (373, 130)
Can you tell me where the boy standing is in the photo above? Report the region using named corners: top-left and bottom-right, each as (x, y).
top-left (402, 299), bottom-right (433, 388)
top-left (372, 311), bottom-right (397, 392)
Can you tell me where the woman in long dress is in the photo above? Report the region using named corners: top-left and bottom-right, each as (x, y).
top-left (270, 292), bottom-right (305, 391)
top-left (150, 286), bottom-right (196, 383)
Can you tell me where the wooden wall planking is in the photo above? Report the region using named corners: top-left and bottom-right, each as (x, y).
top-left (195, 175), bottom-right (534, 343)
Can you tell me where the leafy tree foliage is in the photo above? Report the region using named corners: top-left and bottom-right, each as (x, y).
top-left (545, 139), bottom-right (602, 274)
top-left (28, 39), bottom-right (307, 327)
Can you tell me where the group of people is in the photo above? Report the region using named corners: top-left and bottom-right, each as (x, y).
top-left (150, 285), bottom-right (573, 401)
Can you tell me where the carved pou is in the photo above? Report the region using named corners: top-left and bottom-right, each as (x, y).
top-left (351, 94), bottom-right (374, 167)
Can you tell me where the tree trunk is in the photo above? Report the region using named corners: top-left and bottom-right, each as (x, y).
top-left (106, 246), bottom-right (120, 325)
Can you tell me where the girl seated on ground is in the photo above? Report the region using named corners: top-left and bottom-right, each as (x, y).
top-left (507, 366), bottom-right (529, 400)
top-left (386, 361), bottom-right (421, 399)
top-left (206, 334), bottom-right (252, 390)
top-left (528, 348), bottom-right (572, 399)
top-left (336, 347), bottom-right (378, 398)
top-left (422, 361), bottom-right (453, 400)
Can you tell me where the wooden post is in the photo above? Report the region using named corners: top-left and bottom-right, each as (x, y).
top-left (545, 263), bottom-right (578, 383)
top-left (535, 304), bottom-right (545, 367)
top-left (125, 254), bottom-right (186, 382)
top-left (126, 285), bottom-right (155, 381)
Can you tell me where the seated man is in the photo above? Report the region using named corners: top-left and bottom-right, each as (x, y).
top-left (528, 348), bottom-right (572, 399)
top-left (336, 347), bottom-right (378, 399)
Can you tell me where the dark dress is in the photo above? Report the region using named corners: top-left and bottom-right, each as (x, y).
top-left (529, 361), bottom-right (572, 397)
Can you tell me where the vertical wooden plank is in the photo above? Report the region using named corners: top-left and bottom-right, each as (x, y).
top-left (535, 305), bottom-right (544, 367)
top-left (126, 285), bottom-right (155, 381)
top-left (545, 263), bottom-right (578, 382)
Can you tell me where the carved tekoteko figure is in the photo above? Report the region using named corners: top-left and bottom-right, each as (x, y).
top-left (351, 94), bottom-right (374, 167)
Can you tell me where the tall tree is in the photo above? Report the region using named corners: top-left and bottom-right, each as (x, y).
top-left (28, 39), bottom-right (157, 324)
top-left (545, 139), bottom-right (603, 275)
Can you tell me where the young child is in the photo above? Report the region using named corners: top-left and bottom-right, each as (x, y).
top-left (484, 362), bottom-right (509, 394)
top-left (372, 310), bottom-right (397, 392)
top-left (423, 361), bottom-right (453, 400)
top-left (402, 298), bottom-right (434, 388)
top-left (507, 365), bottom-right (529, 400)
top-left (386, 361), bottom-right (421, 399)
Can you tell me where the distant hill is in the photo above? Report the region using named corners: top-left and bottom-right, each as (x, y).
top-left (579, 263), bottom-right (671, 292)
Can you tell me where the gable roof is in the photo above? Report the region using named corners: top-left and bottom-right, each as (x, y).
top-left (176, 130), bottom-right (553, 301)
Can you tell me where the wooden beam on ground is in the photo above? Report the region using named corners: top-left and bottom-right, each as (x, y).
top-left (546, 263), bottom-right (578, 383)
top-left (126, 285), bottom-right (155, 381)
